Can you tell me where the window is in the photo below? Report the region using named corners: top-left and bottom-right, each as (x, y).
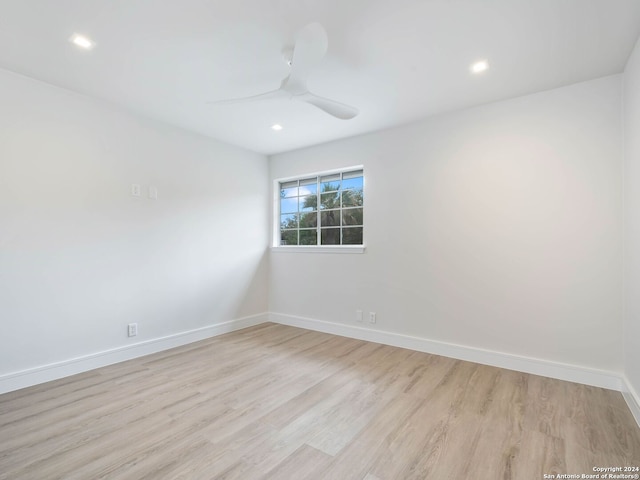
top-left (277, 167), bottom-right (364, 247)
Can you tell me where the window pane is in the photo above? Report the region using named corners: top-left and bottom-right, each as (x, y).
top-left (341, 175), bottom-right (363, 191)
top-left (342, 188), bottom-right (363, 207)
top-left (321, 228), bottom-right (340, 245)
top-left (280, 181), bottom-right (298, 198)
top-left (342, 208), bottom-right (363, 226)
top-left (280, 197), bottom-right (298, 214)
top-left (320, 192), bottom-right (339, 209)
top-left (277, 168), bottom-right (363, 249)
top-left (342, 227), bottom-right (363, 245)
top-left (299, 178), bottom-right (318, 196)
top-left (280, 213), bottom-right (297, 229)
top-left (280, 229), bottom-right (298, 245)
top-left (320, 174), bottom-right (340, 192)
top-left (299, 229), bottom-right (317, 245)
top-left (299, 212), bottom-right (317, 228)
top-left (321, 210), bottom-right (340, 227)
top-left (299, 195), bottom-right (317, 212)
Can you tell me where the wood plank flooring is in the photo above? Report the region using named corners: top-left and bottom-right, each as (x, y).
top-left (1, 323), bottom-right (639, 479)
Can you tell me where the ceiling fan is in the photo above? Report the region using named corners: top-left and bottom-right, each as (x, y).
top-left (210, 23), bottom-right (359, 120)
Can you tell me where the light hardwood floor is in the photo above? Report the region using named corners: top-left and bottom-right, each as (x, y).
top-left (1, 323), bottom-right (639, 479)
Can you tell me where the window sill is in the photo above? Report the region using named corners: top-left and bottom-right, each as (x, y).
top-left (271, 245), bottom-right (366, 254)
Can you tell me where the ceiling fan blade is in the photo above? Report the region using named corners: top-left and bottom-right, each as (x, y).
top-left (297, 92), bottom-right (359, 120)
top-left (284, 23), bottom-right (328, 94)
top-left (208, 89), bottom-right (286, 105)
top-left (208, 23), bottom-right (359, 120)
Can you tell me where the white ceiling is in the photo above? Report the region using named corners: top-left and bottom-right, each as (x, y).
top-left (1, 0), bottom-right (639, 155)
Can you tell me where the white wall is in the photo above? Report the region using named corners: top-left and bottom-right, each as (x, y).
top-left (0, 69), bottom-right (269, 378)
top-left (624, 37), bottom-right (640, 410)
top-left (270, 75), bottom-right (623, 373)
top-left (0, 63), bottom-right (629, 395)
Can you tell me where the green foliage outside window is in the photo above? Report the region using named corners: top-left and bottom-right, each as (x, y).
top-left (279, 169), bottom-right (363, 246)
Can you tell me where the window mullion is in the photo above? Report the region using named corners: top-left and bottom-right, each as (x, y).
top-left (316, 176), bottom-right (321, 245)
top-left (297, 179), bottom-right (300, 245)
top-left (339, 171), bottom-right (343, 245)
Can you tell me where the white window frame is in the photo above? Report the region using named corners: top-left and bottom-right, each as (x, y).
top-left (272, 165), bottom-right (365, 253)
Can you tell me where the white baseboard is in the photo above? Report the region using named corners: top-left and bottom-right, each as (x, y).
top-left (269, 312), bottom-right (623, 392)
top-left (622, 376), bottom-right (640, 427)
top-left (5, 311), bottom-right (636, 429)
top-left (0, 313), bottom-right (268, 395)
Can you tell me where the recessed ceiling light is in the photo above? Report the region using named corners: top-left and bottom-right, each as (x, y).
top-left (271, 124), bottom-right (283, 131)
top-left (70, 33), bottom-right (95, 50)
top-left (470, 60), bottom-right (489, 74)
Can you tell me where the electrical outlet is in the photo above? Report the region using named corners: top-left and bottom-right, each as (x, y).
top-left (128, 323), bottom-right (138, 337)
top-left (131, 184), bottom-right (141, 197)
top-left (369, 312), bottom-right (377, 324)
top-left (356, 310), bottom-right (363, 323)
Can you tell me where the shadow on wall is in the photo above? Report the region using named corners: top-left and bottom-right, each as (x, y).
top-left (234, 248), bottom-right (270, 320)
